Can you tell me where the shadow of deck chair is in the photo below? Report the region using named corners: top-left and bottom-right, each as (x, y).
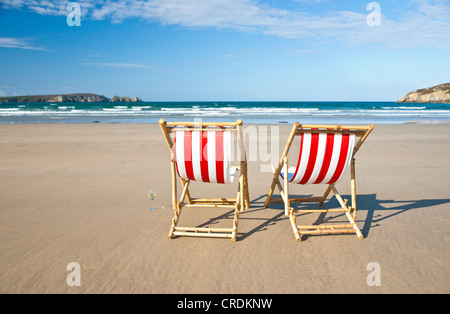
top-left (159, 119), bottom-right (250, 241)
top-left (264, 122), bottom-right (374, 242)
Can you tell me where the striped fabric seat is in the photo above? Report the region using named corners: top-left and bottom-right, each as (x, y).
top-left (280, 132), bottom-right (355, 185)
top-left (174, 130), bottom-right (236, 184)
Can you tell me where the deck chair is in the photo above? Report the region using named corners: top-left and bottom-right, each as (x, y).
top-left (265, 122), bottom-right (374, 242)
top-left (159, 119), bottom-right (250, 241)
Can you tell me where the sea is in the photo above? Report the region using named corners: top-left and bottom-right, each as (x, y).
top-left (1, 101), bottom-right (449, 124)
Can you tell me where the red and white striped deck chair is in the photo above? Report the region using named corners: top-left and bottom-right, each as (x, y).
top-left (159, 119), bottom-right (250, 241)
top-left (265, 123), bottom-right (374, 242)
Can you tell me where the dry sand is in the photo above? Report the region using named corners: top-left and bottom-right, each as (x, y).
top-left (0, 123), bottom-right (449, 294)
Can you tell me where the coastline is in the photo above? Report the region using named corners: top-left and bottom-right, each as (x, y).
top-left (0, 123), bottom-right (449, 293)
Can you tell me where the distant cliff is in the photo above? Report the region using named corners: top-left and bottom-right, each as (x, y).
top-left (111, 96), bottom-right (142, 102)
top-left (0, 93), bottom-right (110, 103)
top-left (397, 83), bottom-right (450, 104)
top-left (0, 93), bottom-right (143, 103)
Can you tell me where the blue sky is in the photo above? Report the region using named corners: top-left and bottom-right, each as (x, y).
top-left (0, 0), bottom-right (449, 101)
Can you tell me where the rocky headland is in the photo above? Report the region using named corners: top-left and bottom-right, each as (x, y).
top-left (397, 83), bottom-right (450, 104)
top-left (0, 93), bottom-right (142, 103)
top-left (111, 96), bottom-right (142, 102)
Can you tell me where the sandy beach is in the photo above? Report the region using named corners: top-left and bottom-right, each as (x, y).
top-left (0, 123), bottom-right (449, 294)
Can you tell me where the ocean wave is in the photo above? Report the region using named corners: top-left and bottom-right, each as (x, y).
top-left (2, 108), bottom-right (450, 116)
top-left (382, 106), bottom-right (426, 110)
top-left (160, 107), bottom-right (320, 114)
top-left (132, 106), bottom-right (152, 109)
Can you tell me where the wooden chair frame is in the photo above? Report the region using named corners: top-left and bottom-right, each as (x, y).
top-left (159, 119), bottom-right (250, 241)
top-left (265, 122), bottom-right (374, 242)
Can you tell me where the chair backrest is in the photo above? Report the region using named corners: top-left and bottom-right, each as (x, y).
top-left (174, 129), bottom-right (234, 184)
top-left (289, 131), bottom-right (355, 185)
top-left (282, 124), bottom-right (374, 185)
top-left (159, 120), bottom-right (246, 185)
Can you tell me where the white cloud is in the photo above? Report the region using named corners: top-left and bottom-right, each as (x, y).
top-left (0, 37), bottom-right (49, 51)
top-left (417, 0), bottom-right (450, 21)
top-left (2, 0), bottom-right (449, 49)
top-left (0, 0), bottom-right (95, 15)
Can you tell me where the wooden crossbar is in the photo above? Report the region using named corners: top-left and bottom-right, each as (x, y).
top-left (174, 227), bottom-right (233, 232)
top-left (183, 204), bottom-right (237, 208)
top-left (173, 232), bottom-right (232, 238)
top-left (173, 227), bottom-right (234, 238)
top-left (297, 224), bottom-right (356, 230)
top-left (190, 198), bottom-right (236, 204)
top-left (165, 128), bottom-right (238, 133)
top-left (298, 228), bottom-right (357, 236)
top-left (164, 120), bottom-right (242, 127)
top-left (295, 129), bottom-right (367, 136)
top-left (293, 208), bottom-right (349, 213)
top-left (172, 233), bottom-right (232, 238)
top-left (298, 124), bottom-right (374, 131)
top-left (270, 197), bottom-right (322, 204)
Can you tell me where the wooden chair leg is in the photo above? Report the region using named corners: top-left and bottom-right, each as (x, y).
top-left (170, 158), bottom-right (177, 211)
top-left (169, 179), bottom-right (190, 239)
top-left (231, 191), bottom-right (239, 241)
top-left (319, 185), bottom-right (333, 206)
top-left (345, 210), bottom-right (363, 239)
top-left (264, 122), bottom-right (299, 208)
top-left (231, 175), bottom-right (244, 241)
top-left (350, 158), bottom-right (357, 220)
top-left (283, 157), bottom-right (289, 216)
top-left (180, 178), bottom-right (193, 205)
top-left (168, 204), bottom-right (181, 239)
top-left (241, 161), bottom-right (250, 211)
top-left (289, 209), bottom-right (301, 242)
top-left (178, 180), bottom-right (190, 206)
